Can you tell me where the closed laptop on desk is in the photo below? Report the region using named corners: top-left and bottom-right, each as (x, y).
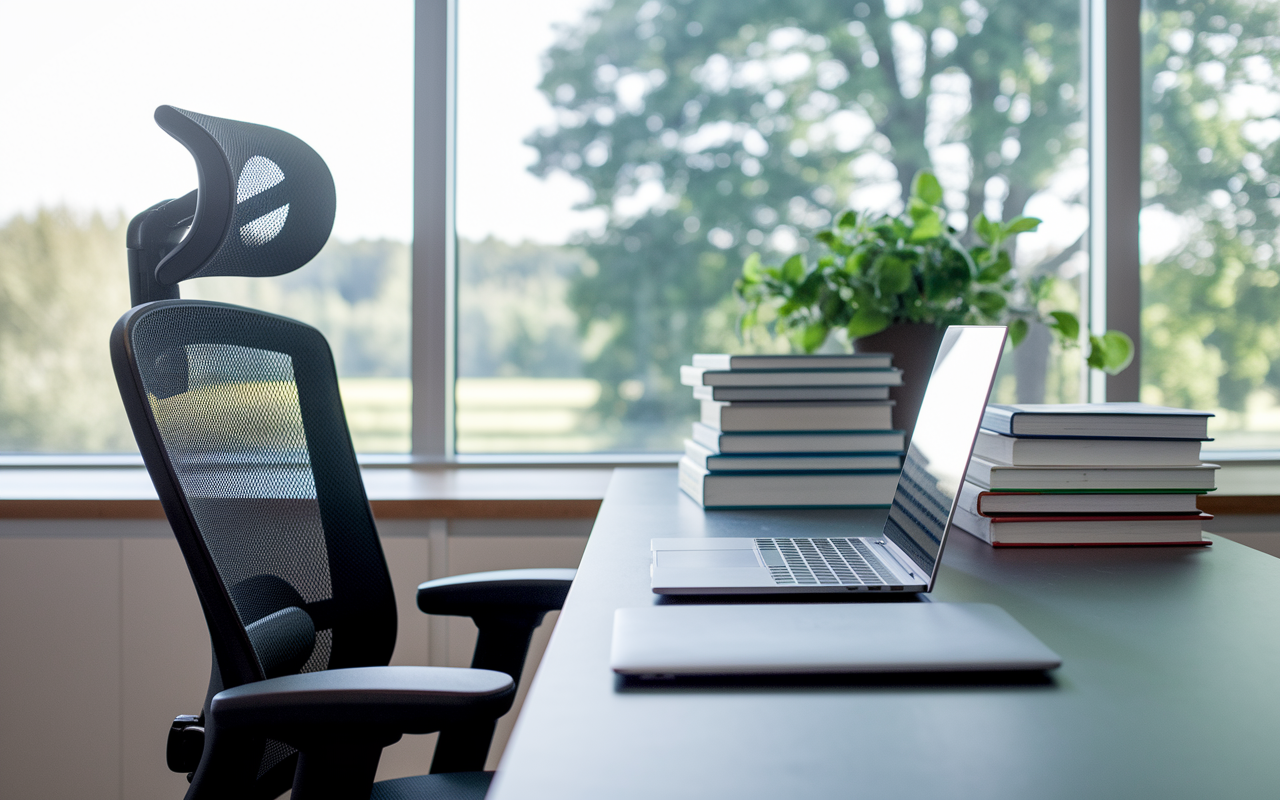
top-left (611, 603), bottom-right (1062, 675)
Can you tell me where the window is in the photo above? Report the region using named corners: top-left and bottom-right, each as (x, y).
top-left (454, 0), bottom-right (1088, 454)
top-left (0, 0), bottom-right (412, 454)
top-left (0, 0), bottom-right (1271, 460)
top-left (1140, 0), bottom-right (1280, 449)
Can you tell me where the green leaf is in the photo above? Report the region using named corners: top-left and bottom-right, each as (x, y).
top-left (815, 230), bottom-right (837, 247)
top-left (1028, 274), bottom-right (1055, 302)
top-left (909, 210), bottom-right (943, 241)
top-left (781, 254), bottom-right (805, 284)
top-left (1008, 318), bottom-right (1029, 347)
top-left (972, 290), bottom-right (1007, 316)
top-left (976, 250), bottom-right (1013, 282)
top-left (1087, 330), bottom-right (1135, 374)
top-left (912, 171), bottom-right (943, 206)
top-left (1086, 335), bottom-right (1106, 370)
top-left (741, 252), bottom-right (764, 283)
top-left (799, 322), bottom-right (830, 353)
top-left (974, 213), bottom-right (996, 245)
top-left (1046, 310), bottom-right (1080, 340)
top-left (740, 308), bottom-right (758, 333)
top-left (875, 255), bottom-right (913, 295)
top-left (846, 306), bottom-right (891, 338)
top-left (1004, 216), bottom-right (1042, 235)
top-left (836, 210), bottom-right (858, 230)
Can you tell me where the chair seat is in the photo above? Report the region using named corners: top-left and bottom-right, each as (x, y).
top-left (370, 771), bottom-right (493, 800)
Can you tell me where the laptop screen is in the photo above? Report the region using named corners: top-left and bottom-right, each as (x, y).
top-left (880, 326), bottom-right (1007, 588)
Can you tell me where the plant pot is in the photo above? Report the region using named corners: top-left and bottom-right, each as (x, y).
top-left (853, 323), bottom-right (947, 445)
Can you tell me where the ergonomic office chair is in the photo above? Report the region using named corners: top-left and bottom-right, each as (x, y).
top-left (112, 106), bottom-right (574, 800)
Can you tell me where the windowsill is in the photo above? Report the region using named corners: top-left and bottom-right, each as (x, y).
top-left (0, 465), bottom-right (624, 520)
top-left (0, 454), bottom-right (1276, 519)
top-left (0, 453), bottom-right (683, 469)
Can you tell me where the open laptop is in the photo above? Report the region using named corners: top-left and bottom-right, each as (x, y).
top-left (651, 325), bottom-right (1007, 595)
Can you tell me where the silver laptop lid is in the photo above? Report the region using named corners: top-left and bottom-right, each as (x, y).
top-left (881, 325), bottom-right (1007, 590)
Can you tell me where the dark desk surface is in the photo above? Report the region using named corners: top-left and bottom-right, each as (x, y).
top-left (489, 468), bottom-right (1280, 800)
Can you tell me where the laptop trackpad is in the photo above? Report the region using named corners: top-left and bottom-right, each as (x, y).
top-left (654, 549), bottom-right (761, 569)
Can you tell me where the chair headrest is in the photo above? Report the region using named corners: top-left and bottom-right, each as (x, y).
top-left (152, 105), bottom-right (336, 285)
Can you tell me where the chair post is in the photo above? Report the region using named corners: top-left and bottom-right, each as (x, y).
top-left (429, 611), bottom-right (546, 773)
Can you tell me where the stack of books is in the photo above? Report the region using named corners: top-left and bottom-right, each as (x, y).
top-left (676, 353), bottom-right (906, 508)
top-left (954, 403), bottom-right (1218, 546)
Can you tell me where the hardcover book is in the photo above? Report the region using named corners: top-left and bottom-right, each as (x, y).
top-left (681, 365), bottom-right (903, 388)
top-left (980, 403), bottom-right (1212, 440)
top-left (691, 353), bottom-right (893, 370)
top-left (951, 505), bottom-right (1211, 546)
top-left (700, 400), bottom-right (894, 433)
top-left (691, 422), bottom-right (906, 455)
top-left (678, 457), bottom-right (898, 509)
top-left (965, 456), bottom-right (1219, 492)
top-left (683, 439), bottom-right (901, 473)
top-left (957, 481), bottom-right (1204, 516)
top-left (971, 429), bottom-right (1203, 466)
top-left (692, 384), bottom-right (891, 402)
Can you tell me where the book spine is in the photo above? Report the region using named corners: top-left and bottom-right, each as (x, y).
top-left (683, 439), bottom-right (711, 470)
top-left (951, 506), bottom-right (995, 544)
top-left (679, 365), bottom-right (707, 387)
top-left (677, 457), bottom-right (707, 507)
top-left (980, 407), bottom-right (1015, 435)
top-left (690, 422), bottom-right (721, 453)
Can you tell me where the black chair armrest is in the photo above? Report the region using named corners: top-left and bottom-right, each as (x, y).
top-left (210, 666), bottom-right (514, 735)
top-left (416, 568), bottom-right (576, 618)
top-left (204, 667), bottom-right (514, 800)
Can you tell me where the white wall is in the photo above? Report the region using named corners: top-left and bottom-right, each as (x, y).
top-left (0, 517), bottom-right (591, 800)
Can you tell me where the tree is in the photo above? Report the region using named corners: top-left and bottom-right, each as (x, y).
top-left (0, 208), bottom-right (135, 452)
top-left (529, 0), bottom-right (1086, 446)
top-left (1140, 0), bottom-right (1280, 422)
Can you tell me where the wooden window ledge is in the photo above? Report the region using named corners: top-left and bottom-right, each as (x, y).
top-left (0, 467), bottom-right (614, 520)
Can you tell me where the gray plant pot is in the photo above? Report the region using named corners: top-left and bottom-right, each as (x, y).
top-left (853, 323), bottom-right (947, 445)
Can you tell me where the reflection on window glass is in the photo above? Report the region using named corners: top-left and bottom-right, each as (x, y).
top-left (456, 0), bottom-right (1087, 453)
top-left (0, 0), bottom-right (411, 454)
top-left (1141, 0), bottom-right (1280, 449)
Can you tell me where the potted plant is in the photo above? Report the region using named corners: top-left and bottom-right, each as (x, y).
top-left (734, 171), bottom-right (1133, 438)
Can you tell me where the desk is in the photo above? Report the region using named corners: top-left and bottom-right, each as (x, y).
top-left (490, 468), bottom-right (1280, 799)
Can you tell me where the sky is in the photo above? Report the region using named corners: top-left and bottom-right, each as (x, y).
top-left (457, 0), bottom-right (605, 243)
top-left (0, 0), bottom-right (1183, 254)
top-left (0, 0), bottom-right (599, 245)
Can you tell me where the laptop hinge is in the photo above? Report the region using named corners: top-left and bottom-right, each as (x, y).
top-left (869, 537), bottom-right (928, 587)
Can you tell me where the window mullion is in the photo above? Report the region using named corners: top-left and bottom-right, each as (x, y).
top-left (411, 0), bottom-right (458, 460)
top-left (1087, 0), bottom-right (1143, 402)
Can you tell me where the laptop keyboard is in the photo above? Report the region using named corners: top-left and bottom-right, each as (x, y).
top-left (755, 538), bottom-right (897, 586)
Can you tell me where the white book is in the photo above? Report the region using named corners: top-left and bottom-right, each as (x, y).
top-left (957, 480), bottom-right (1204, 516)
top-left (678, 457), bottom-right (898, 509)
top-left (692, 384), bottom-right (890, 402)
top-left (951, 505), bottom-right (1210, 546)
top-left (700, 400), bottom-right (894, 433)
top-left (684, 439), bottom-right (902, 472)
top-left (680, 365), bottom-right (903, 388)
top-left (981, 403), bottom-right (1212, 439)
top-left (965, 456), bottom-right (1219, 492)
top-left (691, 353), bottom-right (892, 370)
top-left (972, 429), bottom-right (1203, 466)
top-left (691, 422), bottom-right (906, 454)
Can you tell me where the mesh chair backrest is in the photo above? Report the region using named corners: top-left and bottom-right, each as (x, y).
top-left (151, 105), bottom-right (336, 286)
top-left (112, 300), bottom-right (397, 692)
